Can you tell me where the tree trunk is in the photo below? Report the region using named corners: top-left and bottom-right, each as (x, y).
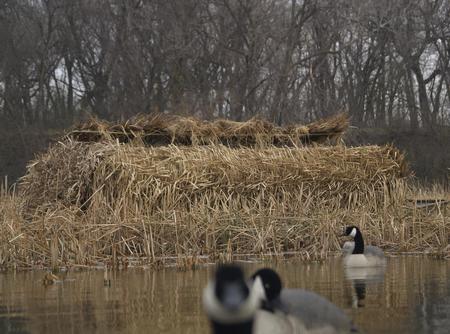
top-left (411, 64), bottom-right (432, 129)
top-left (405, 70), bottom-right (418, 130)
top-left (66, 56), bottom-right (74, 123)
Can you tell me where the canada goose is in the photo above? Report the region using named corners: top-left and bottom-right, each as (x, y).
top-left (342, 226), bottom-right (385, 267)
top-left (251, 268), bottom-right (358, 334)
top-left (203, 264), bottom-right (261, 334)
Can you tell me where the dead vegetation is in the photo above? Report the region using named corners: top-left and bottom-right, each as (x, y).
top-left (19, 140), bottom-right (409, 215)
top-left (68, 112), bottom-right (349, 146)
top-left (1, 173), bottom-right (448, 270)
top-left (0, 114), bottom-right (448, 270)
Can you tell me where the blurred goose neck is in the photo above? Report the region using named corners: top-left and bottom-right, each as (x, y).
top-left (352, 231), bottom-right (364, 254)
top-left (212, 320), bottom-right (253, 334)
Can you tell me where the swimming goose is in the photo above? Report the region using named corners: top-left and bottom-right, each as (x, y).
top-left (203, 264), bottom-right (261, 334)
top-left (251, 268), bottom-right (358, 334)
top-left (342, 226), bottom-right (385, 267)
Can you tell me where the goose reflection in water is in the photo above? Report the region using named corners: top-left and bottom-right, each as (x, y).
top-left (344, 266), bottom-right (386, 309)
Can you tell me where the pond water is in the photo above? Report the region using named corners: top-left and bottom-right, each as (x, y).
top-left (1, 256), bottom-right (450, 333)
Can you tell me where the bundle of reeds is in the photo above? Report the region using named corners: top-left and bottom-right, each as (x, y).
top-left (68, 113), bottom-right (349, 147)
top-left (4, 129), bottom-right (447, 270)
top-left (19, 140), bottom-right (409, 215)
top-left (2, 176), bottom-right (448, 270)
top-left (95, 143), bottom-right (409, 212)
top-left (19, 141), bottom-right (107, 214)
top-left (2, 140), bottom-right (415, 267)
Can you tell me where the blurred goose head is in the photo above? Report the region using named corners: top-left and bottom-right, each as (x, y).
top-left (203, 265), bottom-right (262, 334)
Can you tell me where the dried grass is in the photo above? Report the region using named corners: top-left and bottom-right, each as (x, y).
top-left (0, 137), bottom-right (448, 270)
top-left (68, 113), bottom-right (349, 147)
top-left (1, 183), bottom-right (448, 270)
top-left (19, 140), bottom-right (409, 216)
top-left (19, 141), bottom-right (107, 214)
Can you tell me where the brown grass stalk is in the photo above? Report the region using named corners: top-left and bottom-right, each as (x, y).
top-left (68, 112), bottom-right (349, 147)
top-left (0, 140), bottom-right (448, 270)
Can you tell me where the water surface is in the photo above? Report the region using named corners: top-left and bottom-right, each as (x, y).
top-left (1, 256), bottom-right (450, 333)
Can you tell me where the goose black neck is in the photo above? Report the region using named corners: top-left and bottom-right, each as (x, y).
top-left (211, 320), bottom-right (253, 334)
top-left (352, 232), bottom-right (364, 254)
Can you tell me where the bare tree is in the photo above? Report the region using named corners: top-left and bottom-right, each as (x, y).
top-left (0, 0), bottom-right (449, 128)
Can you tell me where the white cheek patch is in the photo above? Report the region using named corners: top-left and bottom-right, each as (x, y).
top-left (252, 276), bottom-right (267, 301)
top-left (350, 228), bottom-right (357, 238)
top-left (203, 281), bottom-right (259, 324)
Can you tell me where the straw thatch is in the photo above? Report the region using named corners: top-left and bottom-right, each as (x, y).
top-left (0, 137), bottom-right (448, 270)
top-left (68, 113), bottom-right (349, 147)
top-left (1, 106), bottom-right (449, 270)
top-left (19, 140), bottom-right (409, 215)
top-left (8, 111), bottom-right (447, 270)
top-left (19, 141), bottom-right (107, 213)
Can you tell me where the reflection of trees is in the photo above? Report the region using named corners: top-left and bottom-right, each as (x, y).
top-left (0, 259), bottom-right (450, 332)
top-left (0, 269), bottom-right (210, 333)
top-left (0, 305), bottom-right (29, 334)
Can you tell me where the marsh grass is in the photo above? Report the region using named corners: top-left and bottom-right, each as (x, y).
top-left (69, 112), bottom-right (349, 146)
top-left (0, 140), bottom-right (448, 270)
